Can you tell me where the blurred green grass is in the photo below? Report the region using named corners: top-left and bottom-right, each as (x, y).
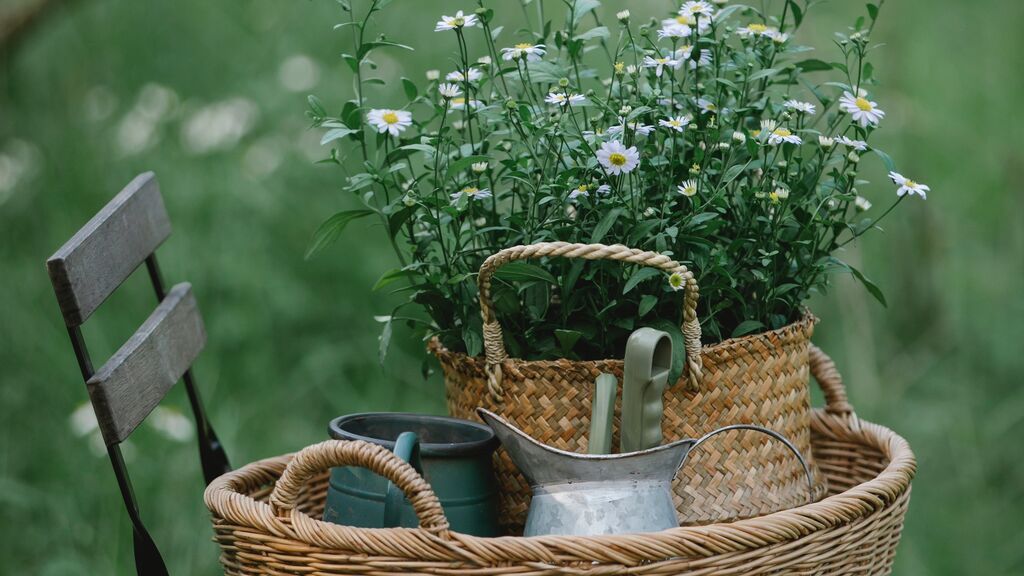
top-left (0, 0), bottom-right (1022, 574)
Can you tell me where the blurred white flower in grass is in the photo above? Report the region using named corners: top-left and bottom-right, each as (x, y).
top-left (568, 184), bottom-right (591, 200)
top-left (818, 135), bottom-right (835, 149)
top-left (696, 98), bottom-right (718, 115)
top-left (596, 184), bottom-right (611, 195)
top-left (784, 99), bottom-right (816, 115)
top-left (836, 135), bottom-right (868, 151)
top-left (148, 406), bottom-right (194, 443)
top-left (658, 23), bottom-right (691, 40)
top-left (501, 43), bottom-right (546, 62)
top-left (839, 90), bottom-right (885, 127)
top-left (69, 402), bottom-right (136, 458)
top-left (855, 196), bottom-right (872, 211)
top-left (680, 1), bottom-right (716, 18)
top-left (678, 179), bottom-right (698, 197)
top-left (278, 54), bottom-right (320, 93)
top-left (889, 172), bottom-right (929, 199)
top-left (607, 119), bottom-right (654, 138)
top-left (435, 10), bottom-right (478, 32)
top-left (367, 108), bottom-right (412, 136)
top-left (544, 92), bottom-right (586, 107)
top-left (674, 45), bottom-right (712, 69)
top-left (767, 30), bottom-right (790, 44)
top-left (446, 68), bottom-right (483, 83)
top-left (0, 139), bottom-right (42, 206)
top-left (438, 83), bottom-right (462, 99)
top-left (180, 97), bottom-right (258, 155)
top-left (450, 186), bottom-right (491, 203)
top-left (596, 141), bottom-right (640, 175)
top-left (83, 85), bottom-right (118, 122)
top-left (243, 137), bottom-right (286, 180)
top-left (450, 98), bottom-right (482, 110)
top-left (117, 83), bottom-right (179, 156)
top-left (642, 55), bottom-right (681, 77)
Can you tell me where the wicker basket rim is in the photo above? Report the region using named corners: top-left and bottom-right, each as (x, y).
top-left (428, 310), bottom-right (818, 367)
top-left (204, 409), bottom-right (915, 561)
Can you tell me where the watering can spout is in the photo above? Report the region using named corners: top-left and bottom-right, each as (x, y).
top-left (477, 409), bottom-right (694, 486)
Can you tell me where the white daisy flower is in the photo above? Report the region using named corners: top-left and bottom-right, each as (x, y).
top-left (888, 172), bottom-right (929, 199)
top-left (435, 10), bottom-right (479, 32)
top-left (661, 13), bottom-right (711, 36)
top-left (784, 99), bottom-right (816, 115)
top-left (626, 64), bottom-right (639, 75)
top-left (677, 179), bottom-right (698, 197)
top-left (437, 83), bottom-right (462, 99)
top-left (501, 43), bottom-right (547, 62)
top-left (855, 196), bottom-right (872, 211)
top-left (767, 30), bottom-right (790, 43)
top-left (450, 185), bottom-right (492, 203)
top-left (680, 1), bottom-right (716, 18)
top-left (674, 45), bottom-right (712, 69)
top-left (733, 131), bottom-right (746, 144)
top-left (659, 115), bottom-right (692, 133)
top-left (616, 10), bottom-right (631, 22)
top-left (668, 272), bottom-right (686, 291)
top-left (545, 92), bottom-right (586, 106)
top-left (758, 119), bottom-right (778, 136)
top-left (607, 118), bottom-right (654, 137)
top-left (818, 135), bottom-right (835, 148)
top-left (477, 55), bottom-right (492, 65)
top-left (471, 161), bottom-right (489, 173)
top-left (737, 23), bottom-right (774, 38)
top-left (642, 55), bottom-right (682, 77)
top-left (446, 68), bottom-right (483, 83)
top-left (658, 24), bottom-right (692, 39)
top-left (697, 98), bottom-right (718, 115)
top-left (768, 127), bottom-right (802, 145)
top-left (836, 135), bottom-right (868, 151)
top-left (839, 90), bottom-right (885, 127)
top-left (596, 184), bottom-right (612, 195)
top-left (426, 69), bottom-right (440, 80)
top-left (569, 184), bottom-right (591, 200)
top-left (769, 187), bottom-right (790, 203)
top-left (596, 140), bottom-right (640, 175)
top-left (449, 97), bottom-right (482, 110)
top-left (367, 108), bottom-right (412, 137)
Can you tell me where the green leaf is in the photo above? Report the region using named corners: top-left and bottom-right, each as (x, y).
top-left (494, 261), bottom-right (557, 285)
top-left (786, 0), bottom-right (804, 28)
top-left (623, 267), bottom-right (662, 295)
top-left (401, 77), bottom-right (418, 100)
top-left (590, 207), bottom-right (623, 243)
top-left (307, 95), bottom-right (326, 117)
top-left (377, 316), bottom-right (393, 364)
top-left (357, 40), bottom-right (414, 61)
top-left (866, 3), bottom-right (880, 21)
top-left (554, 329), bottom-right (583, 355)
top-left (305, 209), bottom-right (375, 259)
top-left (638, 294), bottom-right (658, 317)
top-left (320, 127), bottom-right (357, 145)
top-left (372, 268), bottom-right (413, 291)
top-left (849, 265), bottom-right (888, 307)
top-left (871, 148), bottom-right (897, 172)
top-left (462, 324), bottom-right (483, 357)
top-left (795, 59), bottom-right (833, 72)
top-left (572, 0), bottom-right (601, 27)
top-left (748, 68), bottom-right (781, 81)
top-left (576, 26), bottom-right (609, 42)
top-left (731, 320), bottom-right (766, 338)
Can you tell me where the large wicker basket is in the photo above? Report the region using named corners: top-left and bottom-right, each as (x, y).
top-left (432, 241), bottom-right (827, 531)
top-left (204, 347), bottom-right (915, 575)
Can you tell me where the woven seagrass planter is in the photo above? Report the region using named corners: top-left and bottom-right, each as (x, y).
top-left (431, 241), bottom-right (828, 532)
top-left (204, 347), bottom-right (915, 576)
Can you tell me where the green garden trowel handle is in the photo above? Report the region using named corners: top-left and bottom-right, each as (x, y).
top-left (588, 373), bottom-right (618, 454)
top-left (621, 328), bottom-right (674, 453)
top-left (382, 431), bottom-right (423, 527)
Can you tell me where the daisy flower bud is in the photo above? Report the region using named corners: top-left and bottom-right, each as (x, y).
top-left (643, 207), bottom-right (657, 217)
top-left (855, 196), bottom-right (872, 211)
top-left (402, 194), bottom-right (417, 207)
top-left (818, 135), bottom-right (835, 149)
top-left (689, 163), bottom-right (701, 175)
top-left (616, 10), bottom-right (631, 22)
top-left (732, 131), bottom-right (746, 144)
top-left (847, 151), bottom-right (861, 163)
top-left (614, 61), bottom-right (625, 75)
top-left (477, 55), bottom-right (492, 66)
top-left (426, 69), bottom-right (440, 81)
top-left (471, 161), bottom-right (489, 173)
top-left (558, 77), bottom-right (570, 88)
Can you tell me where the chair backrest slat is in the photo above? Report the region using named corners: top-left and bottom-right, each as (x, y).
top-left (47, 172), bottom-right (170, 327)
top-left (87, 282), bottom-right (206, 445)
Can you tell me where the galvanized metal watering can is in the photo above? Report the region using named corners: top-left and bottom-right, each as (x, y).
top-left (479, 409), bottom-right (814, 536)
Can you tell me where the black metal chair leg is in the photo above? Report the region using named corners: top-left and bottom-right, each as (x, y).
top-left (183, 370), bottom-right (231, 484)
top-left (109, 445), bottom-right (170, 576)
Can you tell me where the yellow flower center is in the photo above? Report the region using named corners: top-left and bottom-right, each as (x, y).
top-left (769, 191), bottom-right (780, 203)
top-left (462, 186), bottom-right (479, 195)
top-left (669, 120), bottom-right (681, 126)
top-left (515, 43), bottom-right (533, 50)
top-left (747, 23), bottom-right (768, 33)
top-left (855, 97), bottom-right (873, 111)
top-left (676, 15), bottom-right (695, 25)
top-left (382, 111), bottom-right (399, 124)
top-left (773, 128), bottom-right (792, 137)
top-left (614, 61), bottom-right (625, 73)
top-left (609, 153), bottom-right (627, 166)
top-left (904, 180), bottom-right (917, 188)
top-left (452, 98), bottom-right (466, 105)
top-left (452, 17), bottom-right (465, 26)
top-left (689, 5), bottom-right (703, 13)
top-left (670, 274), bottom-right (684, 287)
top-left (577, 184), bottom-right (589, 192)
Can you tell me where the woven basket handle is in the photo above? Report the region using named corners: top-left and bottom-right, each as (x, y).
top-left (809, 344), bottom-right (855, 416)
top-left (269, 440), bottom-right (450, 535)
top-left (478, 242), bottom-right (702, 399)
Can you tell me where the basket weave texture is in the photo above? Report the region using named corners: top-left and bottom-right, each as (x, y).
top-left (432, 241), bottom-right (827, 531)
top-left (204, 347), bottom-right (916, 576)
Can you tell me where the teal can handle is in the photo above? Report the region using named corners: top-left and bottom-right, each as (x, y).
top-left (383, 431), bottom-right (423, 527)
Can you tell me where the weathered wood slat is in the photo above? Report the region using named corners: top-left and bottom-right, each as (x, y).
top-left (46, 172), bottom-right (170, 326)
top-left (87, 283), bottom-right (206, 445)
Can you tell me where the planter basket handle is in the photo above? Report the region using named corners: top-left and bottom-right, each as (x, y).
top-left (809, 344), bottom-right (856, 417)
top-left (269, 440), bottom-right (450, 536)
top-left (478, 242), bottom-right (702, 400)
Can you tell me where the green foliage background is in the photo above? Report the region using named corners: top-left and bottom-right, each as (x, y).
top-left (0, 0), bottom-right (1021, 573)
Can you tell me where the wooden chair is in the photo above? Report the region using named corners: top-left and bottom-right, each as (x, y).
top-left (46, 172), bottom-right (230, 576)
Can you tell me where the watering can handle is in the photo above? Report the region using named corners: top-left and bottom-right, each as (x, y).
top-left (383, 432), bottom-right (424, 528)
top-left (269, 439), bottom-right (450, 536)
top-left (689, 425), bottom-right (816, 503)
